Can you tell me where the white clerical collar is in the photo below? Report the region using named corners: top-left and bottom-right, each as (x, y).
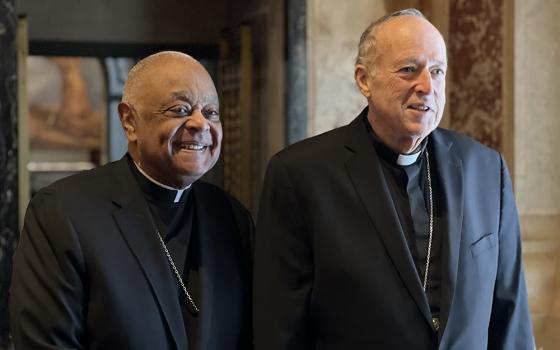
top-left (397, 151), bottom-right (422, 166)
top-left (134, 162), bottom-right (191, 203)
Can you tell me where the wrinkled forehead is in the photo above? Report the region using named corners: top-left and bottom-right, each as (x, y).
top-left (376, 15), bottom-right (447, 61)
top-left (143, 57), bottom-right (214, 87)
top-left (134, 58), bottom-right (218, 104)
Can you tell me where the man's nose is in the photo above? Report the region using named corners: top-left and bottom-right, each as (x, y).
top-left (185, 109), bottom-right (210, 132)
top-left (415, 68), bottom-right (433, 95)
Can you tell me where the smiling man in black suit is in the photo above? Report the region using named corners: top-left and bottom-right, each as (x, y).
top-left (11, 51), bottom-right (253, 350)
top-left (254, 9), bottom-right (534, 350)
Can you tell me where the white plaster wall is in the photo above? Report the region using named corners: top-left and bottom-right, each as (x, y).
top-left (514, 0), bottom-right (560, 215)
top-left (307, 1), bottom-right (386, 136)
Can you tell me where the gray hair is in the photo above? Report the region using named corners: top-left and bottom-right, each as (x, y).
top-left (122, 51), bottom-right (195, 104)
top-left (355, 8), bottom-right (426, 69)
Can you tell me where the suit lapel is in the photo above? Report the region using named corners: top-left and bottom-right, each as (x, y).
top-left (430, 132), bottom-right (463, 340)
top-left (343, 114), bottom-right (432, 327)
top-left (110, 157), bottom-right (188, 350)
top-left (191, 184), bottom-right (215, 349)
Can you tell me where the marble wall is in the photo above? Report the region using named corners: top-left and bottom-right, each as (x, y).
top-left (286, 0), bottom-right (308, 144)
top-left (514, 0), bottom-right (560, 216)
top-left (448, 0), bottom-right (505, 152)
top-left (514, 0), bottom-right (560, 348)
top-left (0, 0), bottom-right (17, 348)
top-left (307, 0), bottom-right (385, 136)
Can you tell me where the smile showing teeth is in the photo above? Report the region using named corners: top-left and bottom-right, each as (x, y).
top-left (178, 143), bottom-right (206, 151)
top-left (409, 104), bottom-right (430, 112)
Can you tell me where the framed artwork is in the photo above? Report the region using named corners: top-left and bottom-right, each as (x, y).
top-left (28, 56), bottom-right (106, 152)
top-left (26, 55), bottom-right (117, 196)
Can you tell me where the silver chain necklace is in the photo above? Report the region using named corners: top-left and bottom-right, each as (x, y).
top-left (156, 231), bottom-right (200, 314)
top-left (422, 150), bottom-right (434, 292)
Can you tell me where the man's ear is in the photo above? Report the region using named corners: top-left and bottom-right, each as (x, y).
top-left (355, 64), bottom-right (372, 99)
top-left (118, 102), bottom-right (137, 142)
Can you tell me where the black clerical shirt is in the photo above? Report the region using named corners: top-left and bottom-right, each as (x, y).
top-left (128, 155), bottom-right (202, 349)
top-left (365, 119), bottom-right (444, 328)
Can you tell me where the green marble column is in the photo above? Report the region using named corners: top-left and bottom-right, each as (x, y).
top-left (285, 0), bottom-right (307, 144)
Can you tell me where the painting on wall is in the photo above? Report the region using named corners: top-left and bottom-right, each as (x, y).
top-left (26, 56), bottom-right (108, 195)
top-left (27, 56), bottom-right (106, 154)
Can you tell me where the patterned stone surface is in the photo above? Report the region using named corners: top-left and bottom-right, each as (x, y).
top-left (307, 0), bottom-right (385, 136)
top-left (514, 2), bottom-right (560, 344)
top-left (514, 0), bottom-right (560, 215)
top-left (286, 0), bottom-right (308, 144)
top-left (513, 2), bottom-right (560, 347)
top-left (0, 0), bottom-right (17, 348)
top-left (448, 0), bottom-right (504, 151)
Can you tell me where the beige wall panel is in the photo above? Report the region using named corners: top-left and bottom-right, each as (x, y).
top-left (514, 0), bottom-right (560, 215)
top-left (307, 0), bottom-right (385, 136)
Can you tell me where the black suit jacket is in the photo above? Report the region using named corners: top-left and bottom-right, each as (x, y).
top-left (10, 156), bottom-right (254, 350)
top-left (254, 111), bottom-right (533, 349)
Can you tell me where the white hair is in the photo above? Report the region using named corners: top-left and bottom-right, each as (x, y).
top-left (355, 8), bottom-right (427, 70)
